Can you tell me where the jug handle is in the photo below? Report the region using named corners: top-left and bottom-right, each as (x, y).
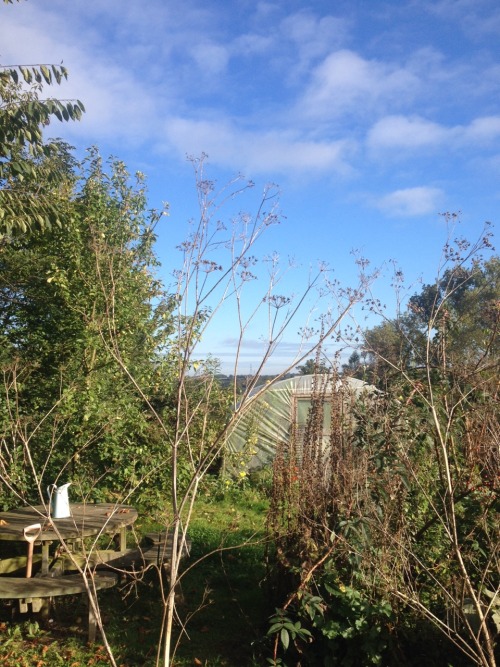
top-left (47, 484), bottom-right (55, 497)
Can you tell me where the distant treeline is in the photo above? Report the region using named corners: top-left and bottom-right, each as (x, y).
top-left (215, 373), bottom-right (296, 391)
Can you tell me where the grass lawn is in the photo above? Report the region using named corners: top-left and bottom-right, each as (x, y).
top-left (0, 483), bottom-right (272, 667)
top-left (170, 487), bottom-right (271, 666)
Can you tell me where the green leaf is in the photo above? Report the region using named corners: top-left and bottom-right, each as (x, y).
top-left (268, 623), bottom-right (284, 635)
top-left (20, 66), bottom-right (32, 83)
top-left (10, 161), bottom-right (23, 174)
top-left (51, 64), bottom-right (62, 84)
top-left (280, 628), bottom-right (289, 651)
top-left (40, 65), bottom-right (51, 84)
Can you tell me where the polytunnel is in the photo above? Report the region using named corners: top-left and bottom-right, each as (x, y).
top-left (225, 374), bottom-right (379, 470)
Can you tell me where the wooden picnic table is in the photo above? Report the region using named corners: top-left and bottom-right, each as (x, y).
top-left (0, 503), bottom-right (138, 575)
top-left (0, 503), bottom-right (138, 640)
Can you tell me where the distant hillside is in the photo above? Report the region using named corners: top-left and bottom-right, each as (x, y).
top-left (215, 373), bottom-right (296, 391)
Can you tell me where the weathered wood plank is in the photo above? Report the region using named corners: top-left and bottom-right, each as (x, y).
top-left (61, 547), bottom-right (180, 571)
top-left (0, 573), bottom-right (117, 599)
top-left (55, 549), bottom-right (130, 571)
top-left (143, 532), bottom-right (191, 554)
top-left (0, 504), bottom-right (137, 544)
top-left (57, 535), bottom-right (191, 573)
top-left (0, 554), bottom-right (42, 575)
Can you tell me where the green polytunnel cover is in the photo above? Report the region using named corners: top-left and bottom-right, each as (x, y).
top-left (226, 374), bottom-right (379, 470)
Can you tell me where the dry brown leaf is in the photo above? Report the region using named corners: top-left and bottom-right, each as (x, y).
top-left (0, 519), bottom-right (8, 526)
top-left (194, 659), bottom-right (203, 666)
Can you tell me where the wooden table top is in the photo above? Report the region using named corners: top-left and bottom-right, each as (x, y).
top-left (0, 503), bottom-right (138, 543)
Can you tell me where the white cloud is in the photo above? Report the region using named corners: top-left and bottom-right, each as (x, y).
top-left (162, 117), bottom-right (354, 174)
top-left (2, 0), bottom-right (499, 192)
top-left (375, 187), bottom-right (444, 217)
top-left (367, 115), bottom-right (449, 150)
top-left (0, 3), bottom-right (163, 144)
top-left (300, 50), bottom-right (419, 120)
top-left (231, 9), bottom-right (349, 85)
top-left (280, 11), bottom-right (349, 64)
top-left (188, 41), bottom-right (229, 75)
top-left (421, 0), bottom-right (500, 39)
top-left (462, 116), bottom-right (500, 142)
top-left (254, 2), bottom-right (280, 20)
top-left (368, 114), bottom-right (500, 153)
top-left (233, 32), bottom-right (274, 56)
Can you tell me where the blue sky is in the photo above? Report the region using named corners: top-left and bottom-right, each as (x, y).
top-left (1, 0), bottom-right (499, 373)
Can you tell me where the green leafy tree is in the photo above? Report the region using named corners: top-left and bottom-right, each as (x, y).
top-left (0, 146), bottom-right (175, 507)
top-left (341, 350), bottom-right (365, 378)
top-left (407, 255), bottom-right (500, 370)
top-left (361, 315), bottom-right (423, 388)
top-left (296, 357), bottom-right (329, 375)
top-left (0, 62), bottom-right (85, 236)
top-left (361, 250), bottom-right (498, 388)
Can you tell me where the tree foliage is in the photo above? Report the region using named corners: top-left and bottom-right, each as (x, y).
top-left (0, 143), bottom-right (176, 508)
top-left (0, 63), bottom-right (85, 236)
top-left (407, 254), bottom-right (500, 369)
top-left (296, 357), bottom-right (329, 375)
top-left (362, 246), bottom-right (498, 388)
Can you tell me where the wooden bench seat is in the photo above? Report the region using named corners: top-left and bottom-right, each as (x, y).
top-left (141, 531), bottom-right (191, 565)
top-left (0, 572), bottom-right (117, 599)
top-left (57, 534), bottom-right (191, 572)
top-left (0, 572), bottom-right (117, 641)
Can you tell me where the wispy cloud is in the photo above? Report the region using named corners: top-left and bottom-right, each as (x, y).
top-left (367, 116), bottom-right (449, 151)
top-left (163, 117), bottom-right (354, 174)
top-left (299, 50), bottom-right (419, 120)
top-left (462, 116), bottom-right (500, 142)
top-left (375, 187), bottom-right (444, 217)
top-left (421, 0), bottom-right (500, 39)
top-left (2, 0), bottom-right (500, 220)
top-left (280, 11), bottom-right (349, 71)
top-left (0, 3), bottom-right (161, 144)
top-left (188, 41), bottom-right (229, 76)
top-left (367, 114), bottom-right (500, 152)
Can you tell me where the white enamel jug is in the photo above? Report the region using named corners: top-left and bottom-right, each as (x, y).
top-left (47, 482), bottom-right (71, 518)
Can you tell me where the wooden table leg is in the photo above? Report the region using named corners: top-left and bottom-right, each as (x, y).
top-left (118, 526), bottom-right (127, 552)
top-left (41, 541), bottom-right (51, 575)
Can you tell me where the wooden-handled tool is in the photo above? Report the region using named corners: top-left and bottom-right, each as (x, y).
top-left (23, 523), bottom-right (42, 578)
